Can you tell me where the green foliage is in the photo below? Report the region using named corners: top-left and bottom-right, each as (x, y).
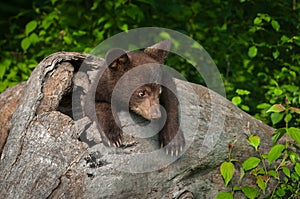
top-left (287, 127), bottom-right (300, 145)
top-left (242, 186), bottom-right (260, 199)
top-left (1, 0), bottom-right (299, 131)
top-left (247, 135), bottom-right (260, 151)
top-left (242, 157), bottom-right (260, 171)
top-left (0, 0), bottom-right (152, 92)
top-left (267, 144), bottom-right (285, 164)
top-left (218, 103), bottom-right (300, 198)
top-left (216, 191), bottom-right (233, 199)
top-left (220, 161), bottom-right (235, 187)
top-left (231, 89), bottom-right (251, 112)
top-left (248, 46), bottom-right (258, 58)
top-left (1, 1), bottom-right (300, 130)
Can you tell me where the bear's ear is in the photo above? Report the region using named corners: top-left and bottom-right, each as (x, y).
top-left (144, 40), bottom-right (171, 64)
top-left (105, 48), bottom-right (129, 71)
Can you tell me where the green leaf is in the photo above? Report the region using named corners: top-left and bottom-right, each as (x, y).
top-left (236, 89), bottom-right (250, 95)
top-left (248, 135), bottom-right (260, 151)
top-left (280, 35), bottom-right (289, 44)
top-left (119, 24), bottom-right (128, 31)
top-left (91, 1), bottom-right (99, 10)
top-left (292, 172), bottom-right (299, 181)
top-left (271, 20), bottom-right (280, 31)
top-left (0, 67), bottom-right (5, 80)
top-left (257, 168), bottom-right (266, 175)
top-left (272, 128), bottom-right (286, 145)
top-left (241, 186), bottom-right (260, 199)
top-left (271, 112), bottom-right (284, 125)
top-left (293, 36), bottom-right (300, 46)
top-left (41, 11), bottom-right (57, 29)
top-left (243, 157), bottom-right (260, 171)
top-left (97, 16), bottom-right (108, 24)
top-left (284, 113), bottom-right (292, 123)
top-left (220, 161), bottom-right (235, 186)
top-left (261, 154), bottom-right (268, 159)
top-left (295, 163), bottom-right (300, 176)
top-left (283, 85), bottom-right (298, 92)
top-left (233, 185), bottom-right (242, 191)
top-left (272, 50), bottom-right (280, 59)
top-left (258, 13), bottom-right (271, 22)
top-left (72, 30), bottom-right (87, 36)
top-left (256, 176), bottom-right (267, 193)
top-left (289, 152), bottom-right (299, 164)
top-left (0, 59), bottom-right (11, 79)
top-left (0, 80), bottom-right (8, 92)
top-left (248, 46), bottom-right (258, 58)
top-left (25, 20), bottom-right (38, 36)
top-left (51, 0), bottom-right (58, 5)
top-left (282, 167), bottom-right (290, 177)
top-left (268, 170), bottom-right (279, 178)
top-left (103, 22), bottom-right (113, 30)
top-left (29, 33), bottom-right (39, 44)
top-left (267, 104), bottom-right (285, 113)
top-left (256, 103), bottom-right (271, 109)
top-left (241, 105), bottom-right (250, 112)
top-left (268, 144), bottom-right (285, 164)
top-left (290, 107), bottom-right (300, 114)
top-left (63, 36), bottom-right (72, 45)
top-left (216, 192), bottom-right (233, 199)
top-left (21, 37), bottom-right (31, 51)
top-left (270, 79), bottom-right (279, 87)
top-left (39, 30), bottom-right (46, 36)
top-left (232, 96), bottom-right (242, 106)
top-left (253, 17), bottom-right (262, 25)
top-left (289, 70), bottom-right (297, 78)
top-left (239, 167), bottom-right (245, 182)
top-left (276, 188), bottom-right (286, 197)
top-left (287, 127), bottom-right (300, 145)
top-left (273, 87), bottom-right (283, 95)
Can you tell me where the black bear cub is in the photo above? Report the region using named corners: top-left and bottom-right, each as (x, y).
top-left (95, 40), bottom-right (185, 156)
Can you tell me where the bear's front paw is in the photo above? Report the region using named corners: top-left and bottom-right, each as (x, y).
top-left (160, 129), bottom-right (185, 156)
top-left (103, 128), bottom-right (123, 148)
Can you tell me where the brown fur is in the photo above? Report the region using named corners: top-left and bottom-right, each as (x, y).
top-left (95, 40), bottom-right (185, 155)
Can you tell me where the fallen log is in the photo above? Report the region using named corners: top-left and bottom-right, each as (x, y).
top-left (0, 52), bottom-right (274, 198)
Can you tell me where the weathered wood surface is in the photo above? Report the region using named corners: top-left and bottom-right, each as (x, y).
top-left (0, 52), bottom-right (275, 199)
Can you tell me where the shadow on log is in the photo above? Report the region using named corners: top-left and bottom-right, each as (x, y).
top-left (0, 52), bottom-right (275, 198)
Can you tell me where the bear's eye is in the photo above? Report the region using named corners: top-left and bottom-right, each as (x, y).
top-left (138, 90), bottom-right (146, 97)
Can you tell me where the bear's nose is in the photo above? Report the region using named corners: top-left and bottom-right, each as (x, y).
top-left (150, 104), bottom-right (161, 119)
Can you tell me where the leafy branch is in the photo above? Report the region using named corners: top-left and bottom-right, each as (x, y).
top-left (217, 101), bottom-right (300, 199)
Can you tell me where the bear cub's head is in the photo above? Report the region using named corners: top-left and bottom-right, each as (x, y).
top-left (105, 40), bottom-right (171, 121)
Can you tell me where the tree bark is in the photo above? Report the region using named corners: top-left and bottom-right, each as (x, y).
top-left (0, 52), bottom-right (275, 199)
